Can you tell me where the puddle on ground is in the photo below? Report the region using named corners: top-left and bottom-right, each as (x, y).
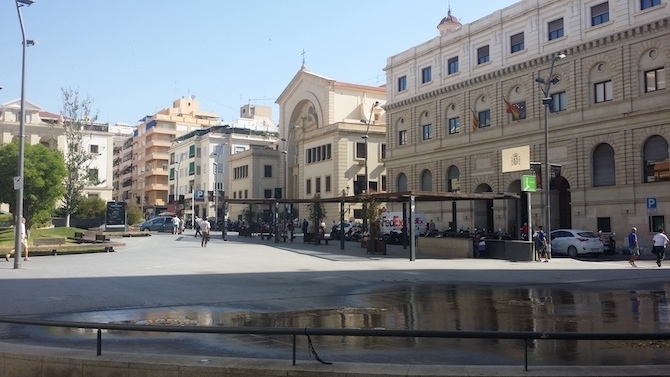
top-left (25, 284), bottom-right (670, 365)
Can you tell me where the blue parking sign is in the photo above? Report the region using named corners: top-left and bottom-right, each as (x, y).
top-left (647, 198), bottom-right (657, 209)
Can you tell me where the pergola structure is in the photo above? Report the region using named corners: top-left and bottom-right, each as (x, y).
top-left (221, 191), bottom-right (520, 261)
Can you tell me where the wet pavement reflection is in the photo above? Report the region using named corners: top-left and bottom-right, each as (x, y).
top-left (18, 284), bottom-right (670, 365)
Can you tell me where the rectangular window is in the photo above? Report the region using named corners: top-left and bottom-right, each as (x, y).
top-left (551, 91), bottom-right (567, 112)
top-left (422, 124), bottom-right (433, 140)
top-left (88, 168), bottom-right (99, 181)
top-left (316, 177), bottom-right (321, 193)
top-left (448, 57), bottom-right (459, 74)
top-left (548, 18), bottom-right (564, 40)
top-left (421, 66), bottom-right (432, 84)
top-left (649, 215), bottom-right (665, 233)
top-left (380, 144), bottom-right (386, 159)
top-left (597, 217), bottom-right (612, 232)
top-left (188, 145), bottom-right (195, 158)
top-left (510, 32), bottom-right (524, 53)
top-left (306, 179), bottom-right (312, 195)
top-left (89, 144), bottom-right (99, 154)
top-left (512, 101), bottom-right (527, 120)
top-left (169, 168), bottom-right (175, 180)
top-left (381, 175), bottom-right (387, 191)
top-left (188, 162), bottom-right (195, 175)
top-left (397, 75), bottom-right (407, 92)
top-left (355, 142), bottom-right (367, 159)
top-left (594, 80), bottom-right (613, 103)
top-left (641, 0), bottom-right (661, 10)
top-left (591, 2), bottom-right (610, 26)
top-left (477, 45), bottom-right (490, 64)
top-left (244, 190), bottom-right (248, 199)
top-left (448, 117), bottom-right (460, 134)
top-left (645, 67), bottom-right (666, 92)
top-left (325, 175), bottom-right (331, 192)
top-left (264, 189), bottom-right (272, 198)
top-left (264, 165), bottom-right (272, 177)
top-left (398, 130), bottom-right (407, 145)
top-left (478, 110), bottom-right (491, 128)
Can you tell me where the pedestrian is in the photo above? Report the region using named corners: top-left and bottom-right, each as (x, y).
top-left (302, 219), bottom-right (308, 243)
top-left (201, 218), bottom-right (211, 247)
top-left (477, 236), bottom-right (486, 258)
top-left (652, 228), bottom-right (669, 267)
top-left (5, 217), bottom-right (29, 261)
top-left (194, 216), bottom-right (202, 238)
top-left (535, 225), bottom-right (549, 262)
top-left (287, 221), bottom-right (294, 243)
top-left (172, 215), bottom-right (180, 235)
top-left (628, 227), bottom-right (640, 267)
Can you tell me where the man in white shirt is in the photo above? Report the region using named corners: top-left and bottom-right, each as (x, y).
top-left (652, 228), bottom-right (669, 267)
top-left (5, 217), bottom-right (29, 261)
top-left (200, 218), bottom-right (211, 247)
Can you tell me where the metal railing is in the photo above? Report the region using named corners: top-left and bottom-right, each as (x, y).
top-left (0, 316), bottom-right (668, 371)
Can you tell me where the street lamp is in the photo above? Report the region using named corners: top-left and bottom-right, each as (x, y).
top-left (281, 125), bottom-right (300, 221)
top-left (361, 101), bottom-right (380, 194)
top-left (13, 0), bottom-right (35, 269)
top-left (535, 52), bottom-right (566, 253)
top-left (213, 142), bottom-right (227, 238)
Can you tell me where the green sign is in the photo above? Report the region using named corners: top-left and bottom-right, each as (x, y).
top-left (522, 175), bottom-right (537, 192)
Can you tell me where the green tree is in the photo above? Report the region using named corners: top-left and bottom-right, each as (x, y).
top-left (60, 87), bottom-right (102, 227)
top-left (72, 197), bottom-right (107, 218)
top-left (306, 202), bottom-right (327, 232)
top-left (126, 203), bottom-right (143, 226)
top-left (0, 142), bottom-right (67, 229)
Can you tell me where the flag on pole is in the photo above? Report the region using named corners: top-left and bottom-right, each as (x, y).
top-left (504, 98), bottom-right (522, 121)
top-left (470, 108), bottom-right (479, 131)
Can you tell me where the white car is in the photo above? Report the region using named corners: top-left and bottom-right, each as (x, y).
top-left (550, 229), bottom-right (604, 258)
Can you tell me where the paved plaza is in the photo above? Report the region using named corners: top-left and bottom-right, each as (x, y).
top-left (1, 232), bottom-right (669, 376)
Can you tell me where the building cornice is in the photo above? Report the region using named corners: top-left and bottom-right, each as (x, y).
top-left (385, 17), bottom-right (670, 112)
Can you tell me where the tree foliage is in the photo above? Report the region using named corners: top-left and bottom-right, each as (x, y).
top-left (126, 203), bottom-right (143, 226)
top-left (72, 197), bottom-right (107, 218)
top-left (0, 142), bottom-right (67, 229)
top-left (60, 87), bottom-right (101, 227)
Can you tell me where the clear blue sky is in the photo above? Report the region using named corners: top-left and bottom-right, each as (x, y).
top-left (0, 0), bottom-right (519, 125)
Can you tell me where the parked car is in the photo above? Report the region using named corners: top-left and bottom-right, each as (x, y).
top-left (139, 216), bottom-right (173, 232)
top-left (550, 229), bottom-right (604, 258)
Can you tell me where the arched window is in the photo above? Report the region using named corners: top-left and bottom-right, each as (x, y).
top-left (643, 135), bottom-right (669, 183)
top-left (592, 143), bottom-right (615, 187)
top-left (420, 169), bottom-right (433, 191)
top-left (447, 166), bottom-right (460, 192)
top-left (397, 173), bottom-right (408, 192)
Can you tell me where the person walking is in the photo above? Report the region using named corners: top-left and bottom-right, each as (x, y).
top-left (172, 215), bottom-right (180, 235)
top-left (194, 216), bottom-right (202, 238)
top-left (652, 228), bottom-right (669, 267)
top-left (200, 218), bottom-right (211, 247)
top-left (5, 217), bottom-right (29, 261)
top-left (302, 219), bottom-right (308, 243)
top-left (535, 226), bottom-right (549, 262)
top-left (628, 227), bottom-right (640, 267)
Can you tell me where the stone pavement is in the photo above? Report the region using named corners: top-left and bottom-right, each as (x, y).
top-left (1, 231), bottom-right (669, 376)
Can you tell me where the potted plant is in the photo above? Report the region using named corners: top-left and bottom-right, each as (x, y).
top-left (360, 194), bottom-right (386, 254)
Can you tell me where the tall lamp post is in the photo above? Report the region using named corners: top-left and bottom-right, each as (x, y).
top-left (281, 125), bottom-right (300, 221)
top-left (535, 52), bottom-right (566, 253)
top-left (213, 142), bottom-right (227, 238)
top-left (361, 101), bottom-right (380, 194)
top-left (13, 0), bottom-right (35, 270)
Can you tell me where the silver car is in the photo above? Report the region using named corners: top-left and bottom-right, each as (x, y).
top-left (550, 229), bottom-right (604, 258)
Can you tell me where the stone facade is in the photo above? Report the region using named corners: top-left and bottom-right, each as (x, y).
top-left (384, 0), bottom-right (670, 248)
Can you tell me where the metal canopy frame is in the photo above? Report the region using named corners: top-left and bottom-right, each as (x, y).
top-left (221, 190), bottom-right (521, 261)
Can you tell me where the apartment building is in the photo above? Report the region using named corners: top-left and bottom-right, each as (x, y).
top-left (276, 67), bottom-right (386, 224)
top-left (383, 0), bottom-right (670, 246)
top-left (118, 97), bottom-right (219, 217)
top-left (228, 145), bottom-right (281, 222)
top-left (0, 99), bottom-right (115, 206)
top-left (167, 119), bottom-right (279, 226)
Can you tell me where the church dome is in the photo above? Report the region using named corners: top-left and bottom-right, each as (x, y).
top-left (437, 10), bottom-right (462, 36)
